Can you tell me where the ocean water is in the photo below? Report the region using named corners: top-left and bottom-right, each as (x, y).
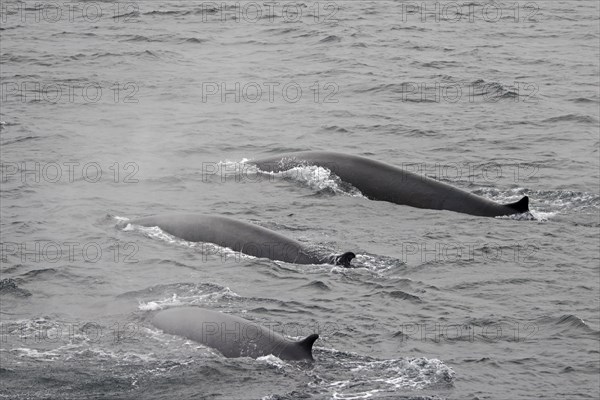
top-left (1, 0), bottom-right (599, 399)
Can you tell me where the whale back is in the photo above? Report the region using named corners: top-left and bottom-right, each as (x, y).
top-left (152, 307), bottom-right (318, 361)
top-left (253, 151), bottom-right (530, 217)
top-left (131, 214), bottom-right (322, 264)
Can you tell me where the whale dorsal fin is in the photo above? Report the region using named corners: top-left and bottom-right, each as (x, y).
top-left (334, 252), bottom-right (356, 267)
top-left (298, 334), bottom-right (319, 359)
top-left (505, 195), bottom-right (529, 213)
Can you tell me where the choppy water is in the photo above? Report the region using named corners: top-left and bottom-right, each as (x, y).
top-left (1, 1), bottom-right (599, 399)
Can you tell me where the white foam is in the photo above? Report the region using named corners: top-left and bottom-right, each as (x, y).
top-left (255, 162), bottom-right (365, 198)
top-left (12, 347), bottom-right (61, 360)
top-left (529, 209), bottom-right (556, 221)
top-left (139, 293), bottom-right (183, 311)
top-left (256, 354), bottom-right (287, 368)
top-left (323, 356), bottom-right (454, 397)
top-left (138, 287), bottom-right (239, 311)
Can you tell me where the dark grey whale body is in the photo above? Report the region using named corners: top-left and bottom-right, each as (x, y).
top-left (131, 214), bottom-right (355, 267)
top-left (153, 307), bottom-right (318, 361)
top-left (251, 151), bottom-right (529, 218)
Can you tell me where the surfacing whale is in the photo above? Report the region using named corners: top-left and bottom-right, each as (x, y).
top-left (152, 307), bottom-right (318, 361)
top-left (251, 151), bottom-right (530, 218)
top-left (131, 214), bottom-right (355, 267)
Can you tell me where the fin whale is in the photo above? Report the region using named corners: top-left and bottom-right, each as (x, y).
top-left (250, 151), bottom-right (530, 218)
top-left (131, 214), bottom-right (355, 267)
top-left (152, 307), bottom-right (318, 361)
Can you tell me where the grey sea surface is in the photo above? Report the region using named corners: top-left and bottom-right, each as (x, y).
top-left (1, 1), bottom-right (599, 399)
